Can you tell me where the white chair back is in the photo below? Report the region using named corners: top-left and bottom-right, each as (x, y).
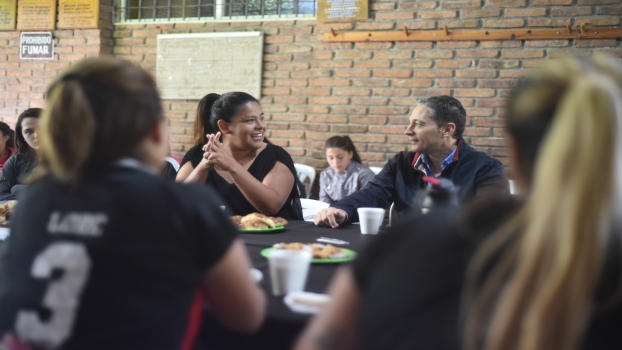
top-left (509, 179), bottom-right (517, 195)
top-left (165, 157), bottom-right (180, 172)
top-left (369, 166), bottom-right (383, 175)
top-left (300, 198), bottom-right (330, 221)
top-left (388, 202), bottom-right (397, 226)
top-left (294, 163), bottom-right (316, 199)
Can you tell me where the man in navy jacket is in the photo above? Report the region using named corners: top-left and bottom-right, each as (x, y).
top-left (314, 96), bottom-right (508, 228)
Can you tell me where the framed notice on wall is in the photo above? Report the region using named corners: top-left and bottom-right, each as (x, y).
top-left (17, 0), bottom-right (56, 30)
top-left (0, 0), bottom-right (17, 30)
top-left (317, 0), bottom-right (368, 21)
top-left (58, 0), bottom-right (99, 29)
top-left (156, 32), bottom-right (263, 100)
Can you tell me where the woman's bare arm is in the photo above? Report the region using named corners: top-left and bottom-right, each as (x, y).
top-left (228, 161), bottom-right (295, 215)
top-left (295, 266), bottom-right (362, 350)
top-left (202, 239), bottom-right (266, 333)
top-left (176, 133), bottom-right (220, 183)
top-left (176, 161), bottom-right (209, 183)
top-left (206, 139), bottom-right (295, 215)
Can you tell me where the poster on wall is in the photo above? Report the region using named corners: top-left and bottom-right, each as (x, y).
top-left (156, 32), bottom-right (263, 100)
top-left (0, 0), bottom-right (17, 30)
top-left (317, 0), bottom-right (368, 21)
top-left (58, 0), bottom-right (99, 29)
top-left (17, 0), bottom-right (56, 30)
top-left (20, 32), bottom-right (54, 59)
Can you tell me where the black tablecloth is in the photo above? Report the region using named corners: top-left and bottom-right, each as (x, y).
top-left (197, 221), bottom-right (379, 350)
top-left (0, 221), bottom-right (380, 350)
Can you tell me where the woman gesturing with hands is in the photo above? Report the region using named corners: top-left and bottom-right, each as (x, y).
top-left (177, 92), bottom-right (303, 220)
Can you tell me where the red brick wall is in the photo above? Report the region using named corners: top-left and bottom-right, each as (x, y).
top-left (114, 1), bottom-right (622, 174)
top-left (0, 0), bottom-right (115, 126)
top-left (2, 0), bottom-right (622, 178)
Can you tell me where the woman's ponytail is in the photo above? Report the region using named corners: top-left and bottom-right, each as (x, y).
top-left (193, 93), bottom-right (220, 145)
top-left (40, 80), bottom-right (96, 180)
top-left (40, 57), bottom-right (164, 181)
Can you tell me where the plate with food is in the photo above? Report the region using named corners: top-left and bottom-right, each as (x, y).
top-left (261, 242), bottom-right (356, 263)
top-left (232, 213), bottom-right (288, 233)
top-left (0, 200), bottom-right (17, 228)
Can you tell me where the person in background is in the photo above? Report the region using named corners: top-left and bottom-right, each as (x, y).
top-left (176, 92), bottom-right (302, 220)
top-left (0, 108), bottom-right (41, 200)
top-left (0, 58), bottom-right (266, 349)
top-left (296, 56), bottom-right (622, 350)
top-left (319, 135), bottom-right (375, 205)
top-left (0, 122), bottom-right (15, 173)
top-left (314, 95), bottom-right (508, 228)
top-left (161, 146), bottom-right (180, 181)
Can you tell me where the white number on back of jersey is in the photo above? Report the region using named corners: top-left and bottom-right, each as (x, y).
top-left (15, 243), bottom-right (91, 349)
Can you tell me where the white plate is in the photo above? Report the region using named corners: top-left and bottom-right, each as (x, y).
top-left (284, 291), bottom-right (330, 314)
top-left (250, 268), bottom-right (263, 283)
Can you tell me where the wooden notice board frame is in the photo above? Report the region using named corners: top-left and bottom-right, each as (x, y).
top-left (156, 32), bottom-right (264, 100)
top-left (323, 26), bottom-right (622, 42)
top-left (17, 0), bottom-right (57, 30)
top-left (57, 0), bottom-right (99, 29)
top-left (317, 0), bottom-right (368, 21)
top-left (0, 0), bottom-right (17, 30)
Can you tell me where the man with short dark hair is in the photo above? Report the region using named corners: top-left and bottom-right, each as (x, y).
top-left (314, 95), bottom-right (508, 228)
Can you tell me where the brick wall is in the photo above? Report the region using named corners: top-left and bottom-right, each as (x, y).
top-left (0, 0), bottom-right (115, 126)
top-left (114, 1), bottom-right (622, 175)
top-left (2, 0), bottom-right (622, 180)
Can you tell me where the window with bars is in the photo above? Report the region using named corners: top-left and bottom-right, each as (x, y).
top-left (121, 0), bottom-right (316, 21)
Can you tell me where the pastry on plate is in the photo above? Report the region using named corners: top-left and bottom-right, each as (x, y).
top-left (273, 242), bottom-right (348, 259)
top-left (232, 213), bottom-right (288, 230)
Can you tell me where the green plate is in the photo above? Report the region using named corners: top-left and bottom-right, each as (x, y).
top-left (240, 226), bottom-right (284, 233)
top-left (260, 247), bottom-right (357, 264)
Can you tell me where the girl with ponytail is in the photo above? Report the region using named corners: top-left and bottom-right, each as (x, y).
top-left (319, 135), bottom-right (375, 204)
top-left (0, 58), bottom-right (266, 349)
top-left (177, 92), bottom-right (303, 220)
top-left (296, 55), bottom-right (622, 350)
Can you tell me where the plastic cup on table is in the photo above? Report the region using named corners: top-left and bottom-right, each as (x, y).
top-left (357, 207), bottom-right (385, 234)
top-left (268, 248), bottom-right (313, 296)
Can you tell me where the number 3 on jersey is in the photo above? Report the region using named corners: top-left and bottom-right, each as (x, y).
top-left (15, 243), bottom-right (91, 348)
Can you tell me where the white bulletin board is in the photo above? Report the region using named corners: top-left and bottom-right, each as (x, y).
top-left (156, 32), bottom-right (263, 100)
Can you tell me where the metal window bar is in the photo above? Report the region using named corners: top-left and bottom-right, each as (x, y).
top-left (122, 0), bottom-right (315, 21)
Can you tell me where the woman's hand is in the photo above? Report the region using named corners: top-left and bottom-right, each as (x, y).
top-left (207, 136), bottom-right (242, 172)
top-left (198, 132), bottom-right (221, 171)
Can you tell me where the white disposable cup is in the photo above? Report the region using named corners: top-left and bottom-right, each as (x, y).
top-left (357, 207), bottom-right (385, 234)
top-left (268, 249), bottom-right (313, 296)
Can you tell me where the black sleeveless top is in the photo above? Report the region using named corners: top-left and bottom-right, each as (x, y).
top-left (181, 143), bottom-right (303, 220)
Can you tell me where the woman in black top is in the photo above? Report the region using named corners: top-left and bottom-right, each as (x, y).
top-left (0, 108), bottom-right (41, 200)
top-left (296, 56), bottom-right (622, 350)
top-left (177, 92), bottom-right (302, 220)
top-left (0, 58), bottom-right (266, 350)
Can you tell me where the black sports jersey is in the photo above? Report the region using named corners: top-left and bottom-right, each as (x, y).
top-left (0, 164), bottom-right (237, 350)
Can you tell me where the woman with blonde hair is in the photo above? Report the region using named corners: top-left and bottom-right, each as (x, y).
top-left (296, 55), bottom-right (622, 350)
top-left (0, 58), bottom-right (266, 349)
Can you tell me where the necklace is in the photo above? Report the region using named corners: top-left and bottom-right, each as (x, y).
top-left (237, 150), bottom-right (255, 166)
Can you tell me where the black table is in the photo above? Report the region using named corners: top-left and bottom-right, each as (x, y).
top-left (197, 221), bottom-right (378, 350)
